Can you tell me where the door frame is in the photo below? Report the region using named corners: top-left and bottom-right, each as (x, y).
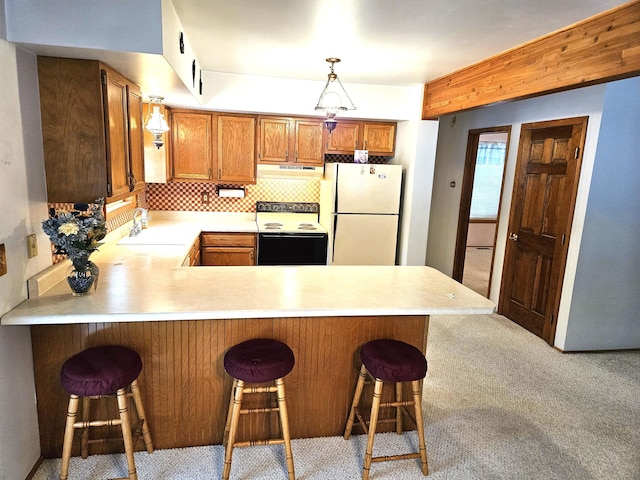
top-left (497, 116), bottom-right (588, 345)
top-left (453, 126), bottom-right (511, 295)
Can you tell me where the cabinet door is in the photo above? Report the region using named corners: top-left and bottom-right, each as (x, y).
top-left (259, 117), bottom-right (290, 164)
top-left (201, 247), bottom-right (255, 266)
top-left (127, 85), bottom-right (145, 193)
top-left (294, 120), bottom-right (324, 165)
top-left (217, 115), bottom-right (256, 183)
top-left (37, 57), bottom-right (108, 203)
top-left (172, 112), bottom-right (214, 180)
top-left (363, 123), bottom-right (396, 156)
top-left (325, 122), bottom-right (360, 153)
top-left (102, 69), bottom-right (131, 198)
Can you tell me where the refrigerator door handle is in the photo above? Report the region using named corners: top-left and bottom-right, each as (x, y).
top-left (331, 214), bottom-right (338, 263)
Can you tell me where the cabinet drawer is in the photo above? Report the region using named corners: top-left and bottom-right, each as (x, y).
top-left (201, 233), bottom-right (256, 247)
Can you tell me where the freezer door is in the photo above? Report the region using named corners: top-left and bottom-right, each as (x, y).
top-left (336, 163), bottom-right (402, 214)
top-left (332, 214), bottom-right (398, 265)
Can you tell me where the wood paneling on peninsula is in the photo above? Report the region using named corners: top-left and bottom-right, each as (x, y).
top-left (31, 315), bottom-right (427, 458)
top-left (422, 1), bottom-right (640, 118)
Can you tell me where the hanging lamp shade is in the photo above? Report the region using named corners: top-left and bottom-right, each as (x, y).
top-left (145, 96), bottom-right (170, 149)
top-left (315, 58), bottom-right (356, 132)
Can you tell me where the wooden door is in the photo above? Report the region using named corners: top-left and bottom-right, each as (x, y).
top-left (363, 123), bottom-right (396, 155)
top-left (499, 117), bottom-right (587, 344)
top-left (217, 115), bottom-right (256, 183)
top-left (127, 84), bottom-right (145, 193)
top-left (325, 122), bottom-right (360, 152)
top-left (102, 68), bottom-right (131, 198)
top-left (172, 112), bottom-right (213, 180)
top-left (259, 117), bottom-right (290, 163)
top-left (294, 120), bottom-right (324, 165)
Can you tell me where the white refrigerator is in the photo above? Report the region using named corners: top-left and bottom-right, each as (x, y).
top-left (320, 163), bottom-right (403, 265)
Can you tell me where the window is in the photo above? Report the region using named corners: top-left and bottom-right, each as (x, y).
top-left (469, 139), bottom-right (507, 220)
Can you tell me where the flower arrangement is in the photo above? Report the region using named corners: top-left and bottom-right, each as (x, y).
top-left (42, 198), bottom-right (107, 270)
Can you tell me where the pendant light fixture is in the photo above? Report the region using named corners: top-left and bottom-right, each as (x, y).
top-left (145, 96), bottom-right (170, 149)
top-left (315, 58), bottom-right (356, 132)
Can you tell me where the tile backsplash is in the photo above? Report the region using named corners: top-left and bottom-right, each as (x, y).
top-left (147, 177), bottom-right (320, 212)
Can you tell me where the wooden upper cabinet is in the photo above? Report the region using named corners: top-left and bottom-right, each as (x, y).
top-left (324, 121), bottom-right (360, 153)
top-left (363, 122), bottom-right (396, 156)
top-left (37, 57), bottom-right (144, 203)
top-left (127, 84), bottom-right (145, 194)
top-left (258, 117), bottom-right (290, 164)
top-left (325, 121), bottom-right (397, 156)
top-left (217, 115), bottom-right (256, 183)
top-left (171, 110), bottom-right (215, 180)
top-left (294, 120), bottom-right (324, 165)
top-left (258, 116), bottom-right (324, 166)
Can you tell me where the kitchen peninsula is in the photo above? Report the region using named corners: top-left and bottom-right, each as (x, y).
top-left (1, 220), bottom-right (495, 458)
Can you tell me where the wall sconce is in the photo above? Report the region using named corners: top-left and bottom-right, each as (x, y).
top-left (315, 58), bottom-right (356, 133)
top-left (145, 96), bottom-right (170, 149)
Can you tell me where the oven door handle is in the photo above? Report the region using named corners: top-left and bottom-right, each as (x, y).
top-left (260, 234), bottom-right (326, 239)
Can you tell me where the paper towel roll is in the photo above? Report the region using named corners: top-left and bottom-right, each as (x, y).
top-left (217, 188), bottom-right (245, 198)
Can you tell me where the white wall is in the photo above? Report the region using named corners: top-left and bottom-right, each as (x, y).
top-left (564, 77), bottom-right (640, 350)
top-left (426, 83), bottom-right (608, 350)
top-left (0, 36), bottom-right (51, 478)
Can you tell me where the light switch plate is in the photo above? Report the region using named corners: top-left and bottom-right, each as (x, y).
top-left (0, 243), bottom-right (7, 276)
top-left (27, 234), bottom-right (38, 258)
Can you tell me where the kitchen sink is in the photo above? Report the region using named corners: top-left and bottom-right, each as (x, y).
top-left (116, 226), bottom-right (199, 246)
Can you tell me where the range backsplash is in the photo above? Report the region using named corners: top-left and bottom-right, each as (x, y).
top-left (146, 177), bottom-right (320, 212)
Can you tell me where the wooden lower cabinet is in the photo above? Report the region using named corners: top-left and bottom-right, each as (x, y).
top-left (200, 232), bottom-right (256, 266)
top-left (30, 314), bottom-right (428, 457)
top-left (188, 236), bottom-right (201, 266)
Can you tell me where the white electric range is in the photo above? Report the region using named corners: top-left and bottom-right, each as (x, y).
top-left (255, 202), bottom-right (328, 265)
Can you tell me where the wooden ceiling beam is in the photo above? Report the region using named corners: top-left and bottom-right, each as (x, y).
top-left (422, 0), bottom-right (640, 119)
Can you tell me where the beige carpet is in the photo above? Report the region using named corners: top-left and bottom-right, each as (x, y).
top-left (32, 314), bottom-right (640, 479)
top-left (462, 247), bottom-right (493, 297)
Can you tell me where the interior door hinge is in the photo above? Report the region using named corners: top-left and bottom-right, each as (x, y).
top-left (101, 72), bottom-right (107, 85)
top-left (550, 314), bottom-right (555, 325)
top-left (574, 147), bottom-right (580, 159)
top-left (561, 234), bottom-right (566, 245)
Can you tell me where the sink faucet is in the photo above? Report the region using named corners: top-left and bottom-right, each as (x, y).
top-left (129, 208), bottom-right (149, 236)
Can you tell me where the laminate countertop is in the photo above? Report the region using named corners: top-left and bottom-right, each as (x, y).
top-left (1, 217), bottom-right (495, 326)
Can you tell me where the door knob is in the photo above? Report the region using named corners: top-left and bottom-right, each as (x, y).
top-left (509, 233), bottom-right (519, 241)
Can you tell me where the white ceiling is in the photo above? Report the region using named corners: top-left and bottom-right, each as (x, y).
top-left (170, 0), bottom-right (628, 87)
top-left (9, 0), bottom-right (629, 108)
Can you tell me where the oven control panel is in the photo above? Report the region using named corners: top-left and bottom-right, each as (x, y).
top-left (256, 201), bottom-right (320, 214)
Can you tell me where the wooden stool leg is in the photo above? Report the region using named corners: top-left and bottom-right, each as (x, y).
top-left (81, 396), bottom-right (91, 458)
top-left (362, 378), bottom-right (384, 480)
top-left (276, 378), bottom-right (295, 480)
top-left (412, 380), bottom-right (429, 476)
top-left (222, 378), bottom-right (238, 448)
top-left (59, 395), bottom-right (80, 480)
top-left (223, 379), bottom-right (244, 480)
top-left (344, 364), bottom-right (368, 439)
top-left (395, 382), bottom-right (403, 435)
top-left (116, 388), bottom-right (138, 480)
top-left (130, 379), bottom-right (154, 453)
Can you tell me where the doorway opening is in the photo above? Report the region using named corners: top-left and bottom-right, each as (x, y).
top-left (453, 127), bottom-right (510, 297)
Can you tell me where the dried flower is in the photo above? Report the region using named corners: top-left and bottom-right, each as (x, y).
top-left (42, 198), bottom-right (106, 268)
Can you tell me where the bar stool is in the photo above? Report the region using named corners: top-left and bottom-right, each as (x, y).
top-left (59, 345), bottom-right (154, 480)
top-left (344, 339), bottom-right (429, 479)
top-left (222, 338), bottom-right (295, 480)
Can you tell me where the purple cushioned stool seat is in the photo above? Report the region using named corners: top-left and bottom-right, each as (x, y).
top-left (224, 338), bottom-right (295, 383)
top-left (60, 345), bottom-right (143, 397)
top-left (360, 339), bottom-right (427, 382)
